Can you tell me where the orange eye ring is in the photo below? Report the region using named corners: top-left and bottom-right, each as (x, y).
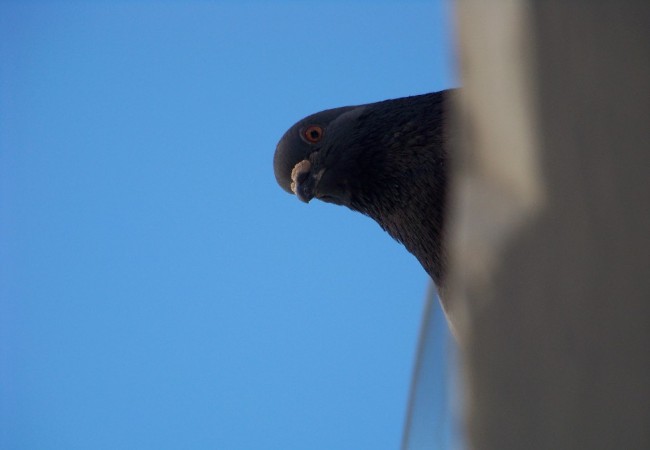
top-left (303, 125), bottom-right (324, 143)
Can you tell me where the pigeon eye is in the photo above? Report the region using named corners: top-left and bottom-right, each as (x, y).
top-left (303, 125), bottom-right (324, 143)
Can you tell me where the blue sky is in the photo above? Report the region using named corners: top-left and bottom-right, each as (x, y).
top-left (0, 1), bottom-right (456, 448)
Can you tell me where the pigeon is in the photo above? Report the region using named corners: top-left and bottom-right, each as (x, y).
top-left (273, 90), bottom-right (453, 306)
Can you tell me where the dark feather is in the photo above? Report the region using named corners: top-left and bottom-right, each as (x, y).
top-left (274, 90), bottom-right (453, 292)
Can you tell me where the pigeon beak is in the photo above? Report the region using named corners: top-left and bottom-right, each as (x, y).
top-left (290, 159), bottom-right (324, 203)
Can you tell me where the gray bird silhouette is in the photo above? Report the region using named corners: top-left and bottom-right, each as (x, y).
top-left (274, 90), bottom-right (453, 303)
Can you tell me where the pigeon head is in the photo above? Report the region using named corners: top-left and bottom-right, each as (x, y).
top-left (273, 104), bottom-right (366, 207)
top-left (273, 91), bottom-right (452, 289)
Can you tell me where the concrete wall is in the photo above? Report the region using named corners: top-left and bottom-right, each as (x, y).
top-left (450, 2), bottom-right (650, 449)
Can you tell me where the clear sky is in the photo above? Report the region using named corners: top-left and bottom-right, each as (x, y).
top-left (0, 1), bottom-right (456, 449)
